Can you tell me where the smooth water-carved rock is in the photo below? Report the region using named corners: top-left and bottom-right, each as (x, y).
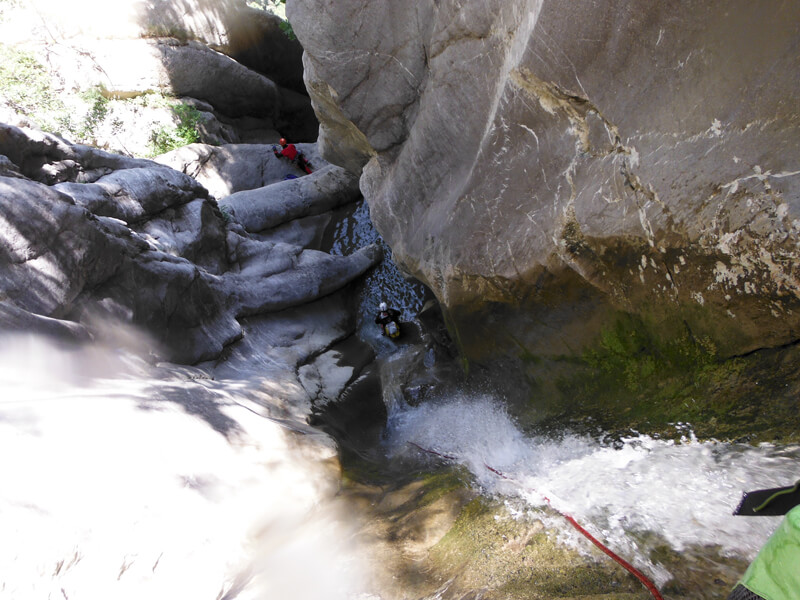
top-left (0, 177), bottom-right (128, 317)
top-left (220, 165), bottom-right (361, 232)
top-left (224, 241), bottom-right (382, 316)
top-left (157, 142), bottom-right (326, 198)
top-left (0, 124), bottom-right (156, 183)
top-left (290, 0), bottom-right (800, 367)
top-left (0, 124), bottom-right (379, 364)
top-left (56, 167), bottom-right (210, 224)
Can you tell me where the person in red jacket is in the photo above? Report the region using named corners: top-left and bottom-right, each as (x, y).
top-left (273, 138), bottom-right (313, 174)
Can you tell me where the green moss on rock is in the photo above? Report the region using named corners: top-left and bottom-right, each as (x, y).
top-left (518, 311), bottom-right (800, 443)
top-left (429, 498), bottom-right (651, 599)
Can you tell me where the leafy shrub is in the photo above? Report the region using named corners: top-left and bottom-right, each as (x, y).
top-left (278, 20), bottom-right (296, 41)
top-left (247, 0), bottom-right (295, 40)
top-left (148, 102), bottom-right (203, 156)
top-left (0, 44), bottom-right (68, 132)
top-left (77, 87), bottom-right (110, 142)
top-left (0, 44), bottom-right (119, 144)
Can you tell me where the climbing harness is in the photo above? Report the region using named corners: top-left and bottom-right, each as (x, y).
top-left (408, 441), bottom-right (665, 600)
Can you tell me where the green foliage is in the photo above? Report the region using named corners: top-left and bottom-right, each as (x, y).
top-left (0, 45), bottom-right (207, 157)
top-left (148, 102), bottom-right (203, 156)
top-left (76, 87), bottom-right (110, 142)
top-left (0, 44), bottom-right (68, 132)
top-left (278, 19), bottom-right (296, 41)
top-left (248, 0), bottom-right (295, 40)
top-left (246, 0), bottom-right (281, 8)
top-left (0, 44), bottom-right (120, 144)
top-left (218, 205), bottom-right (234, 224)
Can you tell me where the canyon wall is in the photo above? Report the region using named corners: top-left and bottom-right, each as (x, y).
top-left (290, 0), bottom-right (800, 377)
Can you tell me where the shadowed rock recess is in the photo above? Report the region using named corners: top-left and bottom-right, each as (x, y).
top-left (289, 0), bottom-right (800, 425)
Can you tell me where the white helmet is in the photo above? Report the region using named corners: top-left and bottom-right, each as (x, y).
top-left (379, 302), bottom-right (387, 311)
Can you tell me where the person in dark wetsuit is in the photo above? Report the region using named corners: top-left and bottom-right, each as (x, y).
top-left (273, 138), bottom-right (313, 173)
top-left (374, 302), bottom-right (401, 337)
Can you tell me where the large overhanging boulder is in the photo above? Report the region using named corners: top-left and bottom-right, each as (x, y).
top-left (3, 0), bottom-right (305, 93)
top-left (2, 0), bottom-right (317, 142)
top-left (45, 38), bottom-right (283, 120)
top-left (289, 0), bottom-right (800, 364)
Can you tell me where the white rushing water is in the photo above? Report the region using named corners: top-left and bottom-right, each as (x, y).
top-left (330, 200), bottom-right (427, 335)
top-left (385, 393), bottom-right (800, 585)
top-left (0, 335), bottom-right (369, 600)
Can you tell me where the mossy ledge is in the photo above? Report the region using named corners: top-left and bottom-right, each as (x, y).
top-left (514, 311), bottom-right (800, 444)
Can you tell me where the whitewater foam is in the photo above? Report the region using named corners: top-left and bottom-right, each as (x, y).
top-left (385, 393), bottom-right (799, 584)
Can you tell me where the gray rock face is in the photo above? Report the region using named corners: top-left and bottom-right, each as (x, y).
top-left (220, 165), bottom-right (361, 232)
top-left (0, 123), bottom-right (380, 364)
top-left (56, 167), bottom-right (210, 224)
top-left (0, 125), bottom-right (157, 184)
top-left (136, 0), bottom-right (308, 93)
top-left (157, 142), bottom-right (325, 198)
top-left (0, 177), bottom-right (126, 317)
top-left (290, 0), bottom-right (800, 362)
top-left (51, 38), bottom-right (282, 120)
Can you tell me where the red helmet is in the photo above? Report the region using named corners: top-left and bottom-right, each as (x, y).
top-left (279, 138), bottom-right (287, 146)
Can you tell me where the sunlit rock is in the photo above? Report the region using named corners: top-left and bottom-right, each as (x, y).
top-left (220, 165), bottom-right (361, 232)
top-left (0, 124), bottom-right (155, 184)
top-left (0, 123), bottom-right (380, 364)
top-left (56, 166), bottom-right (211, 223)
top-left (1, 0), bottom-right (317, 145)
top-left (156, 142), bottom-right (326, 198)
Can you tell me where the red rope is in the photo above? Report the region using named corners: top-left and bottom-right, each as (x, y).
top-left (409, 442), bottom-right (664, 600)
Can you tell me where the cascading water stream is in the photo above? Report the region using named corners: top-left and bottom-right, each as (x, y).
top-left (329, 199), bottom-right (428, 344)
top-left (384, 393), bottom-right (800, 587)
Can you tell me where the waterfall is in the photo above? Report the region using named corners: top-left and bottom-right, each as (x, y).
top-left (383, 393), bottom-right (799, 586)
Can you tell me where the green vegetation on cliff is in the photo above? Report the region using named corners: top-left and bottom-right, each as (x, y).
top-left (0, 44), bottom-right (205, 157)
top-left (524, 312), bottom-right (800, 443)
top-left (147, 102), bottom-right (203, 156)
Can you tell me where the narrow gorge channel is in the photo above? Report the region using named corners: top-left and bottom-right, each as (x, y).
top-left (1, 1), bottom-right (799, 600)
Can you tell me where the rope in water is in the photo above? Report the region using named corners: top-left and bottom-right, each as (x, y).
top-left (408, 441), bottom-right (664, 600)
